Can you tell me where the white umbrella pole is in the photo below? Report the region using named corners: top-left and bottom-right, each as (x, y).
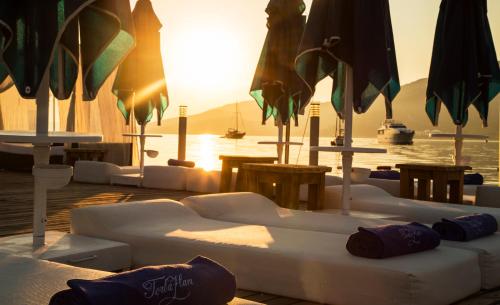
top-left (455, 125), bottom-right (463, 166)
top-left (277, 118), bottom-right (284, 164)
top-left (341, 65), bottom-right (354, 216)
top-left (140, 124), bottom-right (146, 175)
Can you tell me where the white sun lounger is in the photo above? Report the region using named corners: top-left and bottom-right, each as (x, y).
top-left (0, 253), bottom-right (258, 305)
top-left (324, 184), bottom-right (500, 225)
top-left (71, 199), bottom-right (481, 305)
top-left (182, 192), bottom-right (500, 289)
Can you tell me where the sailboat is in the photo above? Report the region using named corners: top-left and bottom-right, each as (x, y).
top-left (225, 102), bottom-right (246, 139)
top-left (331, 117), bottom-right (344, 146)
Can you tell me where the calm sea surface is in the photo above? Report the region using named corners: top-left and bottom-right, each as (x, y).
top-left (145, 135), bottom-right (499, 184)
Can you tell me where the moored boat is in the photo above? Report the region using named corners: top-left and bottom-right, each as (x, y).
top-left (377, 119), bottom-right (414, 145)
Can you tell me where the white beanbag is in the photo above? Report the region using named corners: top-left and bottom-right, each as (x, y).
top-left (142, 165), bottom-right (189, 191)
top-left (186, 168), bottom-right (225, 193)
top-left (73, 161), bottom-right (140, 184)
top-left (183, 192), bottom-right (500, 289)
top-left (71, 200), bottom-right (481, 305)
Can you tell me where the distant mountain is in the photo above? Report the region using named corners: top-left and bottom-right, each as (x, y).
top-left (148, 78), bottom-right (500, 138)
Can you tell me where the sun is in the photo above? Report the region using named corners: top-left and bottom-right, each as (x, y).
top-left (166, 25), bottom-right (244, 94)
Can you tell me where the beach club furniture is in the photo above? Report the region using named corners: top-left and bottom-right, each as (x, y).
top-left (186, 168), bottom-right (233, 193)
top-left (0, 231), bottom-right (131, 272)
top-left (0, 253), bottom-right (260, 305)
top-left (141, 165), bottom-right (190, 190)
top-left (241, 163), bottom-right (332, 210)
top-left (299, 174), bottom-right (343, 201)
top-left (396, 163), bottom-right (472, 204)
top-left (183, 192), bottom-right (500, 289)
top-left (325, 185), bottom-right (500, 226)
top-left (73, 161), bottom-right (139, 185)
top-left (0, 142), bottom-right (64, 171)
top-left (219, 155), bottom-right (277, 192)
top-left (71, 199), bottom-right (481, 305)
top-left (65, 147), bottom-right (107, 166)
top-left (475, 186), bottom-right (500, 208)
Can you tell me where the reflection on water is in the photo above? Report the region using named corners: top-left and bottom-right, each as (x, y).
top-left (146, 135), bottom-right (499, 184)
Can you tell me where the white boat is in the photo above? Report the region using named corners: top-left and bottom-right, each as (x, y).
top-left (377, 119), bottom-right (415, 145)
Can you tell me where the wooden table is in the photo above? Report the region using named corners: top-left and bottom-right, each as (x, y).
top-left (241, 163), bottom-right (332, 210)
top-left (396, 164), bottom-right (472, 204)
top-left (219, 155), bottom-right (278, 192)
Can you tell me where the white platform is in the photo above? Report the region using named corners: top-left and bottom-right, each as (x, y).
top-left (0, 231), bottom-right (131, 272)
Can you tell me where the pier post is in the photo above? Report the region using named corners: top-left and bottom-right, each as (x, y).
top-left (309, 103), bottom-right (320, 165)
top-left (178, 105), bottom-right (187, 161)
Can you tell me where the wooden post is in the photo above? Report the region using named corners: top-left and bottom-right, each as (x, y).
top-left (178, 106), bottom-right (187, 161)
top-left (309, 103), bottom-right (320, 165)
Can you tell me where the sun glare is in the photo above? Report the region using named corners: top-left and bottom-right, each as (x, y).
top-left (166, 26), bottom-right (244, 93)
top-left (197, 134), bottom-right (218, 171)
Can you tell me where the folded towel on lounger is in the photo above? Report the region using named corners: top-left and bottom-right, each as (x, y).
top-left (168, 159), bottom-right (196, 168)
top-left (369, 170), bottom-right (401, 180)
top-left (346, 223), bottom-right (441, 259)
top-left (433, 214), bottom-right (497, 241)
top-left (49, 256), bottom-right (236, 305)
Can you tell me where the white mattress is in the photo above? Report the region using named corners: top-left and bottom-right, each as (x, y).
top-left (182, 192), bottom-right (500, 289)
top-left (71, 199), bottom-right (481, 305)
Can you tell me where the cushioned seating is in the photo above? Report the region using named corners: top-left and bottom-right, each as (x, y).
top-left (186, 168), bottom-right (236, 193)
top-left (71, 200), bottom-right (481, 305)
top-left (73, 161), bottom-right (139, 184)
top-left (325, 184), bottom-right (500, 226)
top-left (142, 165), bottom-right (190, 190)
top-left (0, 253), bottom-right (258, 305)
top-left (183, 192), bottom-right (500, 289)
top-left (299, 174), bottom-right (343, 201)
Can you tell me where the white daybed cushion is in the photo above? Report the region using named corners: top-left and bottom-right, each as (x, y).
top-left (0, 253), bottom-right (109, 305)
top-left (186, 168), bottom-right (223, 193)
top-left (324, 185), bottom-right (500, 225)
top-left (142, 165), bottom-right (189, 191)
top-left (71, 200), bottom-right (480, 305)
top-left (183, 192), bottom-right (500, 289)
top-left (182, 192), bottom-right (398, 235)
top-left (299, 175), bottom-right (343, 201)
top-left (73, 161), bottom-right (121, 184)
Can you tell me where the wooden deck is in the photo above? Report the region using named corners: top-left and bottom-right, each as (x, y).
top-left (0, 170), bottom-right (495, 305)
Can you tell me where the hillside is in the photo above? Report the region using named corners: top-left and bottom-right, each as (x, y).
top-left (148, 78), bottom-right (500, 138)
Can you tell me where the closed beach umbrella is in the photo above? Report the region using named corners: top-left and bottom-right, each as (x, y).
top-left (113, 0), bottom-right (169, 174)
top-left (296, 0), bottom-right (399, 213)
top-left (0, 1), bottom-right (135, 102)
top-left (0, 0), bottom-right (135, 247)
top-left (250, 0), bottom-right (307, 163)
top-left (426, 0), bottom-right (500, 164)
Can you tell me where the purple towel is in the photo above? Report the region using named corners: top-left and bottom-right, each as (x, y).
top-left (433, 214), bottom-right (497, 241)
top-left (369, 170), bottom-right (400, 180)
top-left (49, 256), bottom-right (236, 305)
top-left (168, 159), bottom-right (196, 168)
top-left (346, 223), bottom-right (441, 259)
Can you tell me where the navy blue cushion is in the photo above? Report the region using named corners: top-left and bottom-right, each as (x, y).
top-left (433, 214), bottom-right (497, 241)
top-left (168, 159), bottom-right (196, 168)
top-left (464, 173), bottom-right (484, 185)
top-left (49, 256), bottom-right (236, 305)
top-left (369, 170), bottom-right (400, 180)
top-left (346, 223), bottom-right (440, 259)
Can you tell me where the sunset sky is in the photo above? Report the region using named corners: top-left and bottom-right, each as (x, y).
top-left (132, 0), bottom-right (500, 116)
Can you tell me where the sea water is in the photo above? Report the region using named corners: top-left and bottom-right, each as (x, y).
top-left (145, 135), bottom-right (499, 184)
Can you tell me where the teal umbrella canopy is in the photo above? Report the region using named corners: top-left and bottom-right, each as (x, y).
top-left (250, 0), bottom-right (307, 125)
top-left (0, 0), bottom-right (135, 101)
top-left (113, 0), bottom-right (169, 126)
top-left (426, 0), bottom-right (500, 127)
top-left (295, 0), bottom-right (400, 119)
